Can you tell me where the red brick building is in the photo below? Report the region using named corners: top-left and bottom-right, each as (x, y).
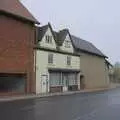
top-left (0, 0), bottom-right (39, 95)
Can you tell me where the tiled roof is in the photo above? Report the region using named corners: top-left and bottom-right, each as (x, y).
top-left (57, 29), bottom-right (69, 46)
top-left (37, 24), bottom-right (107, 57)
top-left (71, 35), bottom-right (106, 57)
top-left (37, 23), bottom-right (57, 42)
top-left (0, 0), bottom-right (39, 24)
top-left (37, 25), bottom-right (49, 41)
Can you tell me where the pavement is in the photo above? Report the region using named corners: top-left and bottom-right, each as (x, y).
top-left (0, 88), bottom-right (120, 120)
top-left (0, 83), bottom-right (118, 102)
top-left (0, 87), bottom-right (112, 102)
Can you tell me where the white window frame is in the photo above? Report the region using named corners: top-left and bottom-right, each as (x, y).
top-left (46, 35), bottom-right (52, 44)
top-left (67, 56), bottom-right (71, 66)
top-left (48, 53), bottom-right (53, 64)
top-left (65, 40), bottom-right (71, 48)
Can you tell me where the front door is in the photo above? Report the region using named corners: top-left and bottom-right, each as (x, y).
top-left (62, 74), bottom-right (68, 92)
top-left (80, 76), bottom-right (85, 90)
top-left (41, 75), bottom-right (48, 93)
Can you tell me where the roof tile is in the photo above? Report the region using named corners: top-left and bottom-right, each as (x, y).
top-left (0, 0), bottom-right (39, 24)
top-left (71, 35), bottom-right (106, 57)
top-left (37, 24), bottom-right (107, 57)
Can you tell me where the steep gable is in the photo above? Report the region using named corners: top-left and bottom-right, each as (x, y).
top-left (60, 34), bottom-right (74, 53)
top-left (38, 24), bottom-right (57, 50)
top-left (58, 29), bottom-right (74, 53)
top-left (37, 24), bottom-right (106, 57)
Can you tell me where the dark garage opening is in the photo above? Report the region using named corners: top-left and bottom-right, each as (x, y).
top-left (0, 73), bottom-right (26, 94)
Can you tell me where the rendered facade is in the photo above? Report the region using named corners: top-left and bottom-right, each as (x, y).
top-left (0, 0), bottom-right (110, 95)
top-left (35, 24), bottom-right (80, 93)
top-left (35, 23), bottom-right (110, 94)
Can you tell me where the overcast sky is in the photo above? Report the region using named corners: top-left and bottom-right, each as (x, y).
top-left (21, 0), bottom-right (120, 64)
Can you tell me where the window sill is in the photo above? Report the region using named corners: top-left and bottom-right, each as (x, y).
top-left (48, 63), bottom-right (55, 67)
top-left (66, 65), bottom-right (72, 68)
top-left (50, 85), bottom-right (63, 87)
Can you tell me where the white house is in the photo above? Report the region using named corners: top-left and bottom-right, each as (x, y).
top-left (35, 23), bottom-right (80, 94)
top-left (35, 23), bottom-right (110, 94)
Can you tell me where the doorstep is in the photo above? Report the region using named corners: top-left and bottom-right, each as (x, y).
top-left (0, 87), bottom-right (113, 102)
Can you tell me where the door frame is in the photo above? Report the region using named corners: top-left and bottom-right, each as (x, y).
top-left (62, 73), bottom-right (69, 92)
top-left (80, 75), bottom-right (85, 90)
top-left (41, 75), bottom-right (48, 93)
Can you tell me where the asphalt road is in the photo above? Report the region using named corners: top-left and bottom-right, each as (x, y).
top-left (0, 88), bottom-right (120, 120)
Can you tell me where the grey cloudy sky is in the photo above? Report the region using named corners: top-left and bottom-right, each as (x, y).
top-left (21, 0), bottom-right (120, 64)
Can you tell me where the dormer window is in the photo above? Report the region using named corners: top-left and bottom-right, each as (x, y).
top-left (46, 35), bottom-right (52, 44)
top-left (65, 40), bottom-right (70, 48)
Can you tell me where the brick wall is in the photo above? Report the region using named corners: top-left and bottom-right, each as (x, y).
top-left (0, 14), bottom-right (36, 93)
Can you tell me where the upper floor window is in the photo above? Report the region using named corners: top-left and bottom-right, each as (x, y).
top-left (46, 35), bottom-right (52, 44)
top-left (65, 40), bottom-right (71, 48)
top-left (48, 53), bottom-right (53, 64)
top-left (67, 56), bottom-right (71, 66)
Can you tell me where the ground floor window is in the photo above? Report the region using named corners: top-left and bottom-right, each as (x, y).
top-left (68, 73), bottom-right (77, 85)
top-left (0, 73), bottom-right (26, 93)
top-left (49, 72), bottom-right (62, 86)
top-left (49, 72), bottom-right (78, 87)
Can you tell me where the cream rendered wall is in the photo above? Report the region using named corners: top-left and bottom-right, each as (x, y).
top-left (80, 53), bottom-right (110, 89)
top-left (60, 34), bottom-right (74, 53)
top-left (36, 50), bottom-right (80, 94)
top-left (39, 27), bottom-right (56, 50)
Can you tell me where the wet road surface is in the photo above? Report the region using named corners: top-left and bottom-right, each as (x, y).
top-left (0, 88), bottom-right (120, 120)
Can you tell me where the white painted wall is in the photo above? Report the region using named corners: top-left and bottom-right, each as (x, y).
top-left (60, 34), bottom-right (74, 53)
top-left (36, 50), bottom-right (80, 94)
top-left (36, 26), bottom-right (80, 94)
top-left (39, 27), bottom-right (56, 50)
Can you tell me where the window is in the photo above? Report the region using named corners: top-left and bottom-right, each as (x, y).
top-left (68, 73), bottom-right (78, 85)
top-left (46, 35), bottom-right (52, 44)
top-left (48, 53), bottom-right (53, 64)
top-left (49, 72), bottom-right (78, 86)
top-left (62, 73), bottom-right (69, 86)
top-left (67, 56), bottom-right (71, 66)
top-left (65, 40), bottom-right (70, 48)
top-left (49, 72), bottom-right (61, 86)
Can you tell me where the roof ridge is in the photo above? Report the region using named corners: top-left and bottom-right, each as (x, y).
top-left (71, 35), bottom-right (107, 58)
top-left (40, 24), bottom-right (49, 29)
top-left (37, 25), bottom-right (107, 58)
top-left (71, 35), bottom-right (91, 44)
